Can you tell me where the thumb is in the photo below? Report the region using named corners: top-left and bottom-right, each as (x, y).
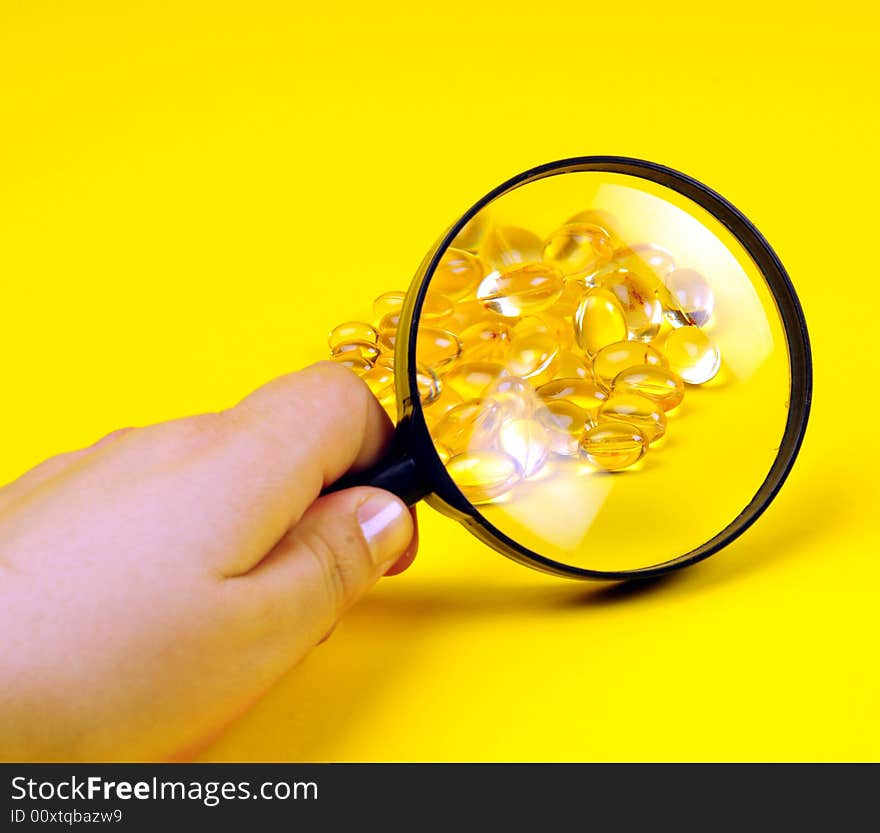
top-left (241, 486), bottom-right (415, 644)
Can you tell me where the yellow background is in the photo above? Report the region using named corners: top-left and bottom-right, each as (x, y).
top-left (1, 1), bottom-right (877, 760)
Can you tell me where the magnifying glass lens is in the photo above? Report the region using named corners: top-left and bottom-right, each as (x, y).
top-left (415, 168), bottom-right (796, 574)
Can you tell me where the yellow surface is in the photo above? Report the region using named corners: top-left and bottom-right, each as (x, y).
top-left (1, 1), bottom-right (877, 761)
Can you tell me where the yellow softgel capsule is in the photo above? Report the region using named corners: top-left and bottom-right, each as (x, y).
top-left (554, 352), bottom-right (592, 381)
top-left (445, 449), bottom-right (522, 504)
top-left (499, 418), bottom-right (551, 477)
top-left (477, 264), bottom-right (565, 317)
top-left (431, 248), bottom-right (485, 301)
top-left (573, 288), bottom-right (628, 356)
top-left (538, 399), bottom-right (589, 456)
top-left (506, 331), bottom-right (559, 385)
top-left (415, 327), bottom-right (463, 371)
top-left (613, 243), bottom-right (676, 280)
top-left (479, 225), bottom-right (543, 273)
top-left (445, 299), bottom-right (500, 335)
top-left (330, 354), bottom-right (373, 374)
top-left (543, 223), bottom-right (614, 279)
top-left (547, 278), bottom-right (587, 320)
top-left (420, 292), bottom-right (454, 322)
top-left (416, 364), bottom-right (442, 405)
top-left (433, 399), bottom-right (502, 455)
top-left (612, 364), bottom-right (685, 412)
top-left (328, 321), bottom-right (378, 350)
top-left (459, 320), bottom-right (511, 363)
top-left (565, 209), bottom-right (623, 244)
top-left (443, 361), bottom-right (509, 400)
top-left (423, 384), bottom-right (464, 425)
top-left (598, 392), bottom-right (667, 443)
top-left (579, 421), bottom-right (647, 471)
top-left (595, 269), bottom-right (663, 341)
top-left (592, 341), bottom-right (667, 388)
top-left (372, 291), bottom-right (406, 324)
top-left (665, 268), bottom-right (715, 327)
top-left (537, 377), bottom-right (607, 420)
top-left (361, 365), bottom-right (395, 399)
top-left (663, 325), bottom-right (721, 384)
top-left (331, 340), bottom-right (381, 364)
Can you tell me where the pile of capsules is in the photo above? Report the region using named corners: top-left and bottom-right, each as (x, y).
top-left (326, 209), bottom-right (721, 504)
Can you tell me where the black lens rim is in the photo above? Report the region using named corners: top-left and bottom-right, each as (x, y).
top-left (395, 156), bottom-right (812, 581)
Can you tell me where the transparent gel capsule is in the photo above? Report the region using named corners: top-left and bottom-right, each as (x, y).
top-left (663, 325), bottom-right (721, 384)
top-left (445, 449), bottom-right (522, 504)
top-left (431, 248), bottom-right (485, 301)
top-left (598, 392), bottom-right (667, 443)
top-left (433, 399), bottom-right (502, 455)
top-left (331, 339), bottom-right (381, 364)
top-left (612, 364), bottom-right (685, 412)
top-left (330, 354), bottom-right (373, 374)
top-left (554, 353), bottom-right (593, 381)
top-left (421, 292), bottom-right (455, 322)
top-left (665, 268), bottom-right (715, 327)
top-left (538, 399), bottom-right (590, 457)
top-left (477, 263), bottom-right (565, 317)
top-left (613, 243), bottom-right (676, 280)
top-left (543, 223), bottom-right (614, 279)
top-left (423, 384), bottom-right (464, 425)
top-left (512, 314), bottom-right (571, 349)
top-left (328, 321), bottom-right (378, 349)
top-left (548, 278), bottom-right (587, 321)
top-left (372, 291), bottom-right (406, 324)
top-left (377, 312), bottom-right (401, 351)
top-left (499, 418), bottom-right (551, 477)
top-left (488, 375), bottom-right (540, 420)
top-left (361, 365), bottom-right (395, 400)
top-left (536, 377), bottom-right (607, 420)
top-left (479, 225), bottom-right (543, 273)
top-left (506, 331), bottom-right (559, 385)
top-left (443, 361), bottom-right (509, 400)
top-left (415, 327), bottom-right (463, 371)
top-left (566, 209), bottom-right (623, 244)
top-left (416, 364), bottom-right (442, 405)
top-left (595, 269), bottom-right (663, 341)
top-left (451, 211), bottom-right (489, 254)
top-left (459, 320), bottom-right (511, 363)
top-left (579, 421), bottom-right (647, 472)
top-left (573, 288), bottom-right (628, 356)
top-left (445, 299), bottom-right (500, 334)
top-left (592, 341), bottom-right (667, 388)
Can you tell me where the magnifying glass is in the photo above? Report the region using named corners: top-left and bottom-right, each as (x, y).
top-left (328, 156), bottom-right (811, 580)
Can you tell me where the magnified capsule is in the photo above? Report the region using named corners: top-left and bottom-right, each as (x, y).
top-left (573, 288), bottom-right (628, 356)
top-left (444, 361), bottom-right (509, 400)
top-left (330, 354), bottom-right (373, 374)
top-left (416, 327), bottom-right (463, 371)
top-left (421, 292), bottom-right (454, 321)
top-left (423, 384), bottom-right (464, 424)
top-left (445, 299), bottom-right (499, 334)
top-left (445, 449), bottom-right (522, 504)
top-left (477, 264), bottom-right (565, 317)
top-left (459, 320), bottom-right (511, 363)
top-left (431, 248), bottom-right (485, 302)
top-left (480, 225), bottom-right (543, 273)
top-left (599, 393), bottom-right (666, 443)
top-left (451, 211), bottom-right (489, 254)
top-left (489, 375), bottom-right (540, 420)
top-left (372, 291), bottom-right (406, 324)
top-left (537, 377), bottom-right (607, 420)
top-left (612, 364), bottom-right (685, 411)
top-left (665, 268), bottom-right (715, 327)
top-left (595, 269), bottom-right (663, 341)
top-left (543, 223), bottom-right (613, 279)
top-left (506, 331), bottom-right (559, 385)
top-left (579, 421), bottom-right (647, 471)
top-left (592, 341), bottom-right (667, 388)
top-left (538, 399), bottom-right (590, 456)
top-left (331, 339), bottom-right (381, 364)
top-left (565, 209), bottom-right (623, 244)
top-left (328, 321), bottom-right (378, 349)
top-left (433, 399), bottom-right (502, 455)
top-left (663, 325), bottom-right (721, 384)
top-left (499, 418), bottom-right (551, 477)
top-left (614, 243), bottom-right (676, 280)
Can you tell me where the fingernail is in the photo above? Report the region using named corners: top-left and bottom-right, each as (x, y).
top-left (357, 495), bottom-right (412, 569)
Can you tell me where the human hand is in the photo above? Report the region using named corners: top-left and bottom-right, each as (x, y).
top-left (0, 362), bottom-right (416, 761)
